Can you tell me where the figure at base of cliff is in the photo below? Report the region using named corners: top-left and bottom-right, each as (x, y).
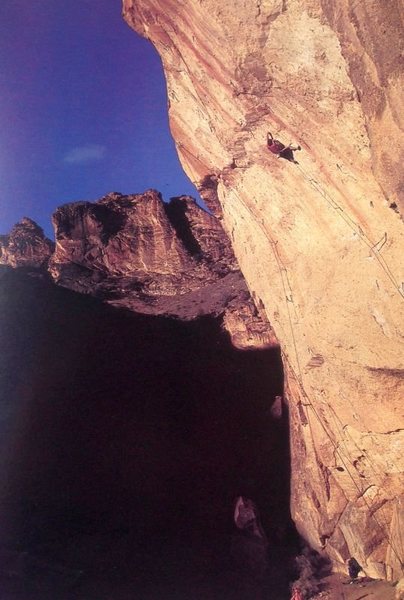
top-left (231, 496), bottom-right (269, 596)
top-left (347, 557), bottom-right (363, 582)
top-left (267, 132), bottom-right (301, 164)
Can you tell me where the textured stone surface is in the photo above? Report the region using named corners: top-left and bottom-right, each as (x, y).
top-left (1, 190), bottom-right (275, 348)
top-left (48, 190), bottom-right (273, 341)
top-left (123, 0), bottom-right (404, 579)
top-left (0, 218), bottom-right (54, 269)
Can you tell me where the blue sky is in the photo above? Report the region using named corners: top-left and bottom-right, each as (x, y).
top-left (0, 0), bottom-right (201, 238)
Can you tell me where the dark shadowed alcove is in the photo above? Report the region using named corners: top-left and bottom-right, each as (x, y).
top-left (0, 268), bottom-right (297, 599)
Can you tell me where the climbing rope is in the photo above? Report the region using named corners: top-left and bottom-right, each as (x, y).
top-left (295, 162), bottom-right (404, 300)
top-left (229, 189), bottom-right (303, 380)
top-left (327, 403), bottom-right (404, 564)
top-left (229, 187), bottom-right (403, 569)
top-left (177, 117), bottom-right (403, 562)
top-left (304, 390), bottom-right (404, 569)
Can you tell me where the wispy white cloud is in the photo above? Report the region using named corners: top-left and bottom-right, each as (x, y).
top-left (63, 144), bottom-right (106, 165)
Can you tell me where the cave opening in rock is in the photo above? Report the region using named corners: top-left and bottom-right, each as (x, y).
top-left (0, 269), bottom-right (299, 599)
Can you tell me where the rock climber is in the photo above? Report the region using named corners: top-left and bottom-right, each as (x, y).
top-left (266, 132), bottom-right (301, 163)
top-left (347, 556), bottom-right (363, 582)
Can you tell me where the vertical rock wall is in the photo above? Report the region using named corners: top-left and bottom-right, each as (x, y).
top-left (123, 0), bottom-right (404, 579)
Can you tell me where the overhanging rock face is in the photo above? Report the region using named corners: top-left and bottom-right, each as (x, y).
top-left (123, 0), bottom-right (404, 579)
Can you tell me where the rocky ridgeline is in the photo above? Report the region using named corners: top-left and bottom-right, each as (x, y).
top-left (0, 190), bottom-right (277, 349)
top-left (0, 218), bottom-right (54, 269)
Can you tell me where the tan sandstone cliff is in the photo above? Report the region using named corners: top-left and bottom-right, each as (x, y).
top-left (123, 0), bottom-right (404, 580)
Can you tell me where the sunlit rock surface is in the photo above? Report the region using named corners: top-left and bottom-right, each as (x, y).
top-left (2, 191), bottom-right (275, 348)
top-left (123, 0), bottom-right (404, 579)
top-left (49, 189), bottom-right (239, 317)
top-left (49, 190), bottom-right (268, 335)
top-left (0, 218), bottom-right (54, 269)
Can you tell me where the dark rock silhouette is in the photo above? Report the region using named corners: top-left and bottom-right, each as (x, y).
top-left (0, 268), bottom-right (295, 599)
